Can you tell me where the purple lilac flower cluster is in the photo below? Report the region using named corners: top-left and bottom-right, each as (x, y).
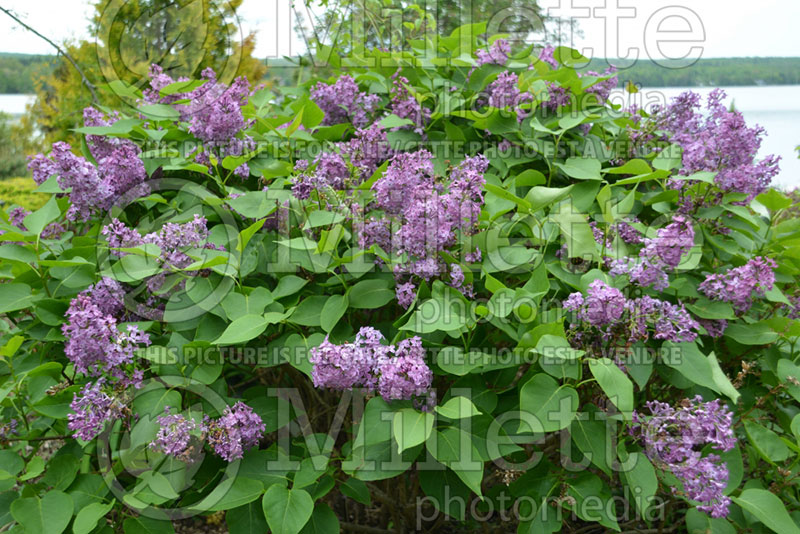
top-left (311, 74), bottom-right (380, 129)
top-left (103, 214), bottom-right (218, 272)
top-left (476, 39), bottom-right (511, 66)
top-left (292, 124), bottom-right (391, 200)
top-left (390, 72), bottom-right (429, 134)
top-left (632, 396), bottom-right (736, 518)
top-left (537, 45), bottom-right (559, 69)
top-left (68, 380), bottom-right (126, 441)
top-left (340, 123), bottom-right (392, 180)
top-left (609, 216), bottom-right (695, 291)
top-left (310, 327), bottom-right (432, 401)
top-left (590, 219), bottom-right (644, 250)
top-left (204, 402), bottom-right (265, 462)
top-left (144, 66), bottom-right (254, 178)
top-left (563, 280), bottom-right (700, 353)
top-left (362, 151), bottom-right (487, 304)
top-left (63, 278), bottom-right (148, 385)
top-left (657, 89), bottom-right (780, 206)
top-left (698, 257), bottom-right (777, 314)
top-left (487, 71), bottom-right (532, 122)
top-left (28, 108), bottom-right (149, 221)
top-left (580, 67), bottom-right (619, 104)
top-left (2, 206), bottom-right (65, 239)
top-left (150, 407), bottom-right (199, 461)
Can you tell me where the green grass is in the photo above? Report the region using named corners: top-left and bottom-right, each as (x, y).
top-left (0, 176), bottom-right (48, 211)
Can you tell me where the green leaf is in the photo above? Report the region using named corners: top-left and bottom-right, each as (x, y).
top-left (11, 490), bottom-right (73, 534)
top-left (272, 275), bottom-right (308, 299)
top-left (525, 185), bottom-right (573, 212)
top-left (425, 428), bottom-right (484, 496)
top-left (227, 501), bottom-right (269, 534)
top-left (732, 489), bottom-right (800, 534)
top-left (138, 104), bottom-right (181, 120)
top-left (348, 279), bottom-right (394, 309)
top-left (340, 478), bottom-right (371, 505)
top-left (237, 218), bottom-right (264, 254)
top-left (23, 195), bottom-right (60, 236)
top-left (192, 477), bottom-right (264, 513)
top-left (262, 486), bottom-right (314, 534)
top-left (434, 396), bottom-right (481, 420)
top-left (743, 420), bottom-right (790, 463)
top-left (228, 191), bottom-right (276, 219)
top-left (289, 296), bottom-right (328, 326)
top-left (622, 452), bottom-right (657, 516)
top-left (122, 515), bottom-right (175, 534)
top-left (72, 501), bottom-right (114, 534)
top-left (550, 202), bottom-right (599, 261)
top-left (402, 293), bottom-right (467, 333)
top-left (392, 409), bottom-right (434, 453)
top-left (212, 315), bottom-right (269, 345)
top-left (300, 503), bottom-right (340, 534)
top-left (320, 294), bottom-right (348, 333)
top-left (0, 283), bottom-right (34, 313)
top-left (724, 322), bottom-right (779, 345)
top-left (603, 159), bottom-right (651, 175)
top-left (379, 114), bottom-right (415, 129)
top-left (554, 157), bottom-right (602, 180)
top-left (519, 374), bottom-right (579, 432)
top-left (661, 341), bottom-right (720, 393)
top-left (588, 358), bottom-right (633, 419)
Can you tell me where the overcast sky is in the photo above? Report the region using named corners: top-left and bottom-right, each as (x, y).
top-left (0, 0), bottom-right (797, 59)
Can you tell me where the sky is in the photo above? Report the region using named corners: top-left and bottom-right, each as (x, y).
top-left (0, 0), bottom-right (798, 59)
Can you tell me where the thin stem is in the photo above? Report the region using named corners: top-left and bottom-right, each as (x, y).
top-left (0, 6), bottom-right (99, 104)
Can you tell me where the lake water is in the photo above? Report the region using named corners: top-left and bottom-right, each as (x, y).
top-left (0, 86), bottom-right (798, 187)
top-left (613, 85), bottom-right (800, 190)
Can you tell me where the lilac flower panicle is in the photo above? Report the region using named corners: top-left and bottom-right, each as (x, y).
top-left (310, 328), bottom-right (432, 401)
top-left (564, 281), bottom-right (700, 352)
top-left (537, 45), bottom-right (558, 69)
top-left (390, 73), bottom-right (429, 134)
top-left (609, 216), bottom-right (695, 290)
top-left (632, 396), bottom-right (736, 518)
top-left (204, 402), bottom-right (265, 462)
top-left (311, 74), bottom-right (379, 128)
top-left (68, 381), bottom-right (124, 441)
top-left (699, 257), bottom-right (776, 313)
top-left (0, 419), bottom-right (18, 440)
top-left (476, 39), bottom-right (511, 66)
top-left (150, 407), bottom-right (198, 460)
top-left (657, 89), bottom-right (780, 205)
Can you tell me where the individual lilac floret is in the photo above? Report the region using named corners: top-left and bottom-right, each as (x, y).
top-left (204, 402), bottom-right (265, 462)
top-left (476, 38), bottom-right (511, 66)
top-left (632, 396), bottom-right (736, 518)
top-left (68, 381), bottom-right (125, 441)
top-left (150, 407), bottom-right (198, 461)
top-left (311, 74), bottom-right (380, 128)
top-left (698, 257), bottom-right (776, 314)
top-left (309, 328), bottom-right (432, 401)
